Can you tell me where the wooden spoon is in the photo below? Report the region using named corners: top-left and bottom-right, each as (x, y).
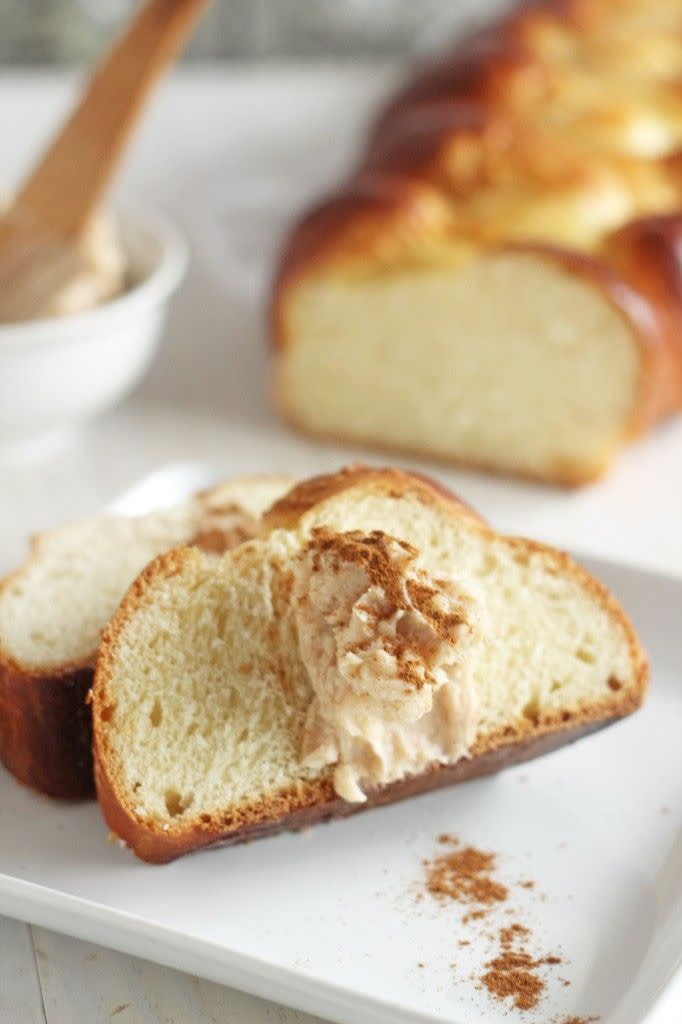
top-left (0, 0), bottom-right (210, 324)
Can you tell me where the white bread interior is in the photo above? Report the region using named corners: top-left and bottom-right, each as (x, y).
top-left (278, 252), bottom-right (642, 483)
top-left (0, 476), bottom-right (294, 672)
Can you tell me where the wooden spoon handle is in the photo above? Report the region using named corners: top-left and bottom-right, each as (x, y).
top-left (13, 0), bottom-right (210, 241)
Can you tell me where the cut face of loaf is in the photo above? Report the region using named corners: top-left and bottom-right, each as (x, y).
top-left (276, 248), bottom-right (647, 484)
top-left (0, 475), bottom-right (295, 799)
top-left (271, 0), bottom-right (682, 484)
top-left (93, 468), bottom-right (647, 863)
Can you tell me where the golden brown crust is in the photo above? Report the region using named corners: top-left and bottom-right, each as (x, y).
top-left (372, 1), bottom-right (671, 136)
top-left (262, 464), bottom-right (483, 530)
top-left (0, 651), bottom-right (95, 799)
top-left (373, 16), bottom-right (564, 141)
top-left (93, 466), bottom-right (648, 863)
top-left (601, 215), bottom-right (682, 422)
top-left (96, 671), bottom-right (645, 864)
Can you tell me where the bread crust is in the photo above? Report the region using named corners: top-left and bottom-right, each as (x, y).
top-left (262, 464), bottom-right (484, 530)
top-left (372, 0), bottom-right (677, 138)
top-left (269, 0), bottom-right (682, 481)
top-left (93, 466), bottom-right (648, 862)
top-left (371, 1), bottom-right (600, 137)
top-left (0, 653), bottom-right (94, 799)
top-left (94, 715), bottom-right (629, 864)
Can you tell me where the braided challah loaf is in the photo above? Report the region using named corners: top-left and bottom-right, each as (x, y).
top-left (271, 0), bottom-right (682, 485)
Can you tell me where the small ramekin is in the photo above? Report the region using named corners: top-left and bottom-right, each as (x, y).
top-left (0, 208), bottom-right (187, 456)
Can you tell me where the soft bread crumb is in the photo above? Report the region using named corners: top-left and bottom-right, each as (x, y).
top-left (278, 253), bottom-right (641, 483)
top-left (0, 477), bottom-right (295, 670)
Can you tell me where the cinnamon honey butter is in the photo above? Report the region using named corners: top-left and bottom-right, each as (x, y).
top-left (293, 528), bottom-right (485, 802)
top-left (40, 211), bottom-right (127, 318)
top-left (0, 198), bottom-right (126, 320)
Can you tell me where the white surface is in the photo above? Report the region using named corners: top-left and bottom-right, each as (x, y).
top-left (0, 918), bottom-right (322, 1024)
top-left (1, 464), bottom-right (681, 1024)
top-left (0, 66), bottom-right (680, 1024)
top-left (0, 916), bottom-right (44, 1024)
top-left (0, 209), bottom-right (186, 449)
top-left (28, 927), bottom-right (319, 1024)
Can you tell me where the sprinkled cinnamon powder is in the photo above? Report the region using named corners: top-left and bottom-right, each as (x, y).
top-left (425, 844), bottom-right (508, 907)
top-left (488, 952), bottom-right (538, 971)
top-left (463, 909), bottom-right (488, 923)
top-left (482, 955), bottom-right (545, 1011)
top-left (417, 834), bottom-right (590, 1015)
top-left (558, 1017), bottom-right (599, 1024)
top-left (482, 950), bottom-right (562, 1010)
top-left (500, 923), bottom-right (530, 947)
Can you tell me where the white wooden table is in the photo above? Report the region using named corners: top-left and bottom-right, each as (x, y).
top-left (0, 67), bottom-right (681, 1024)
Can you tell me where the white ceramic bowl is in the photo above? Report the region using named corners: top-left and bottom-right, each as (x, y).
top-left (0, 209), bottom-right (187, 454)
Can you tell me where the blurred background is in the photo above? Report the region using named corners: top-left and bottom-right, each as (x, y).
top-left (2, 0), bottom-right (512, 63)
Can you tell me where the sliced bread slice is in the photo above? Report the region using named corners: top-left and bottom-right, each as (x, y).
top-left (93, 467), bottom-right (647, 863)
top-left (0, 475), bottom-right (295, 798)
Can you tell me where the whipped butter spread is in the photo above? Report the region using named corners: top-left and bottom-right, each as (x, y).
top-left (45, 211), bottom-right (127, 318)
top-left (0, 190), bottom-right (126, 321)
top-left (292, 528), bottom-right (485, 803)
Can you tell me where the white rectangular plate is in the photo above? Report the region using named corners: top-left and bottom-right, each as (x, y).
top-left (1, 466), bottom-right (681, 1024)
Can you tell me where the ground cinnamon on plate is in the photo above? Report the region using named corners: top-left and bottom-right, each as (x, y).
top-left (425, 844), bottom-right (508, 907)
top-left (463, 909), bottom-right (488, 923)
top-left (482, 953), bottom-right (545, 1011)
top-left (418, 834), bottom-right (597, 1018)
top-left (500, 923), bottom-right (530, 947)
top-left (481, 949), bottom-right (564, 1011)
